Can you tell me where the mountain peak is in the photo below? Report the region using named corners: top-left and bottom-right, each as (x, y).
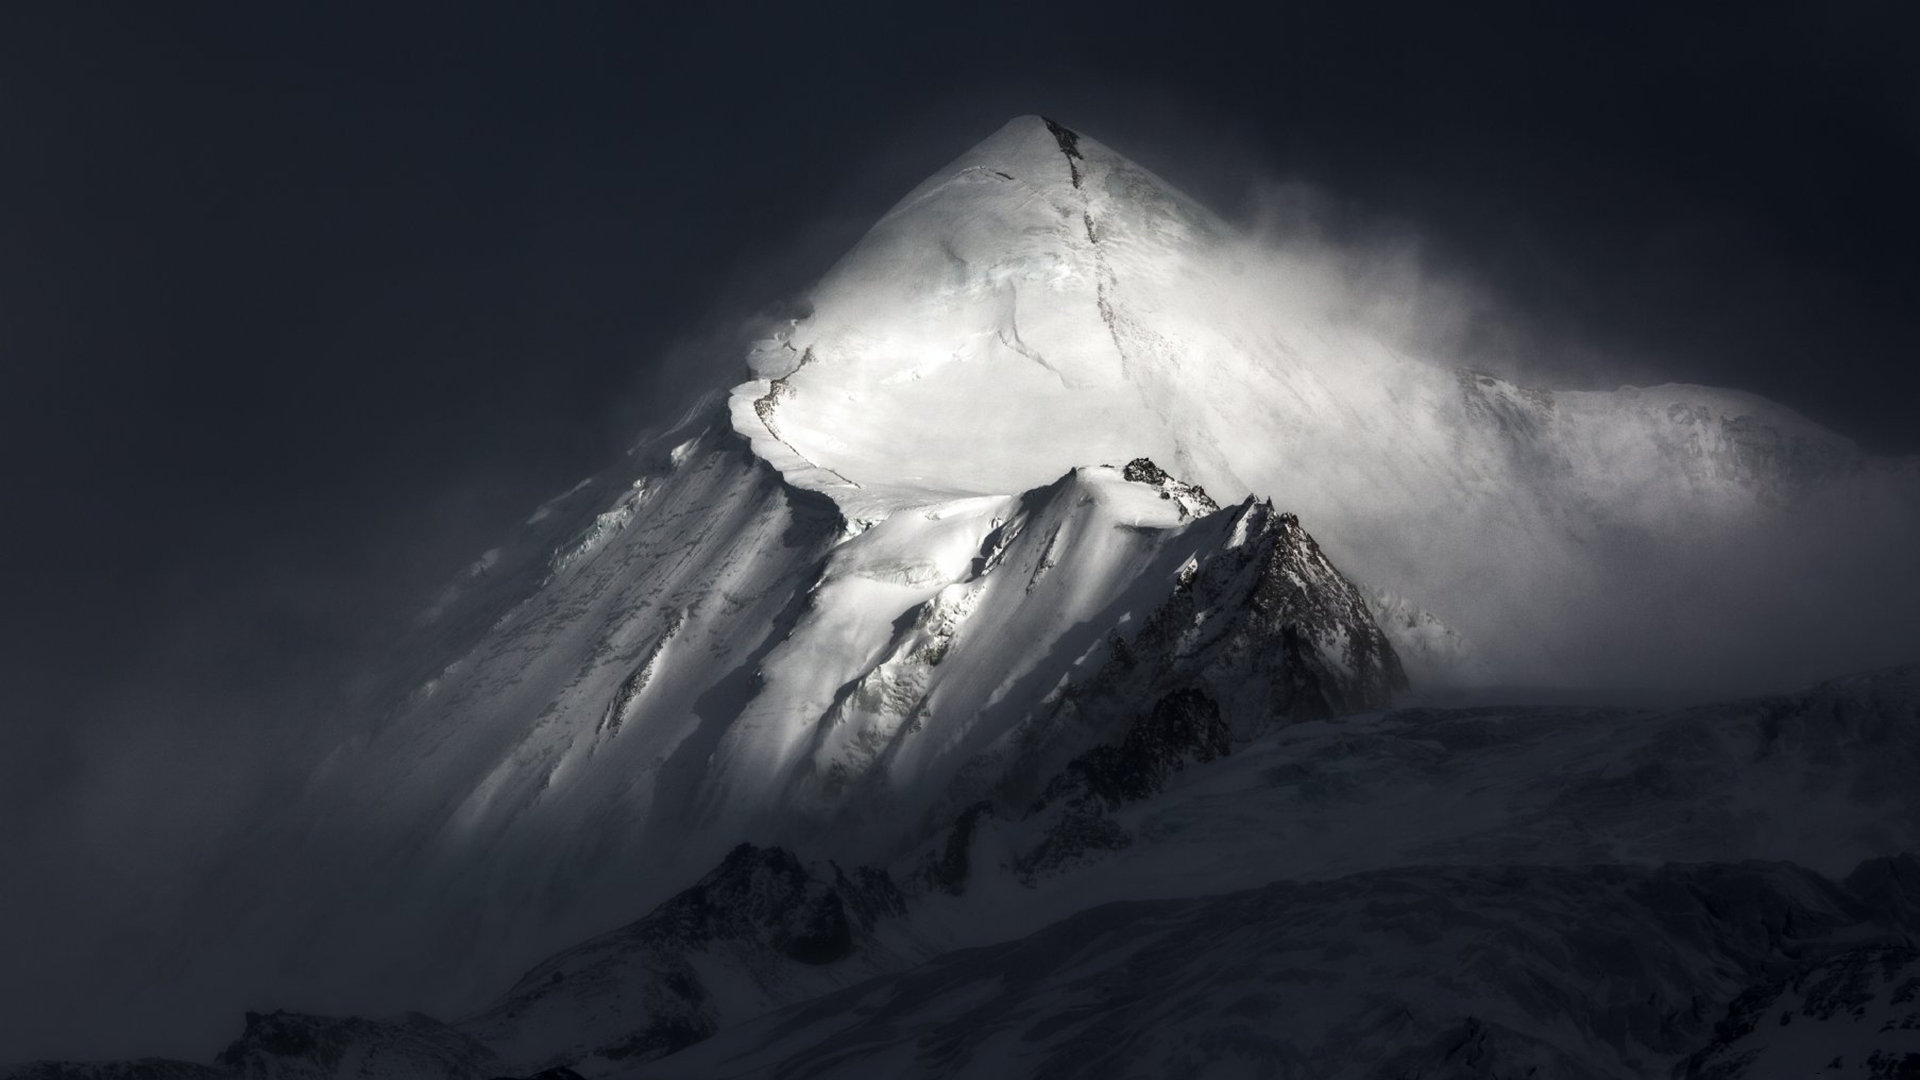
top-left (729, 117), bottom-right (1232, 520)
top-left (881, 115), bottom-right (1087, 205)
top-left (727, 115), bottom-right (1904, 688)
top-left (1039, 116), bottom-right (1083, 157)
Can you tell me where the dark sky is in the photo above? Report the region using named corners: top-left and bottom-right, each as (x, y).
top-left (0, 0), bottom-right (1914, 974)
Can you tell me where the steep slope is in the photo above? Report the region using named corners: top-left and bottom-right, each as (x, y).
top-left (6, 1013), bottom-right (505, 1080)
top-left (16, 668), bottom-right (1920, 1077)
top-left (119, 432), bottom-right (1401, 1047)
top-left (149, 419), bottom-right (851, 1026)
top-left (902, 664), bottom-right (1920, 951)
top-left (434, 665), bottom-right (1920, 1074)
top-left (732, 115), bottom-right (1920, 689)
top-left (461, 844), bottom-right (909, 1071)
top-left (644, 856), bottom-right (1920, 1080)
top-left (1681, 943), bottom-right (1920, 1078)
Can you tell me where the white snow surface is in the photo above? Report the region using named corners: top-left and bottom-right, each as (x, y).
top-left (613, 667), bottom-right (1920, 1079)
top-left (1682, 944), bottom-right (1920, 1078)
top-left (731, 115), bottom-right (1919, 690)
top-left (111, 418), bottom-right (1382, 1045)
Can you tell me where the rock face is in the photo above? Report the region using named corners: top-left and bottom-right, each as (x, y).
top-left (4, 1013), bottom-right (503, 1080)
top-left (1036, 687), bottom-right (1233, 814)
top-left (461, 844), bottom-right (906, 1073)
top-left (2, 1065), bottom-right (225, 1080)
top-left (1682, 944), bottom-right (1920, 1079)
top-left (1009, 687), bottom-right (1234, 881)
top-left (109, 421), bottom-right (1406, 1052)
top-left (14, 668), bottom-right (1920, 1078)
top-left (645, 857), bottom-right (1920, 1080)
top-left (1186, 501), bottom-right (1407, 723)
top-left (965, 491), bottom-right (1406, 809)
top-left (1680, 852), bottom-right (1920, 1078)
top-left (446, 462), bottom-right (1403, 1071)
top-left (1119, 456), bottom-right (1218, 518)
top-left (210, 1013), bottom-right (502, 1080)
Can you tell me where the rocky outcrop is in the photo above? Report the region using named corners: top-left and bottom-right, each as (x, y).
top-left (1040, 115), bottom-right (1084, 187)
top-left (2, 1064), bottom-right (224, 1080)
top-left (1119, 456), bottom-right (1218, 517)
top-left (1034, 686), bottom-right (1232, 814)
top-left (915, 800), bottom-right (995, 897)
top-left (212, 1012), bottom-right (502, 1079)
top-left (460, 843), bottom-right (904, 1073)
top-left (919, 687), bottom-right (1237, 889)
top-left (2, 1013), bottom-right (503, 1080)
top-left (917, 469), bottom-right (1406, 857)
top-left (1682, 942), bottom-right (1920, 1078)
top-left (1056, 493), bottom-right (1407, 748)
top-left (20, 676), bottom-right (1920, 1078)
top-left (642, 857), bottom-right (1920, 1079)
top-left (1114, 495), bottom-right (1406, 731)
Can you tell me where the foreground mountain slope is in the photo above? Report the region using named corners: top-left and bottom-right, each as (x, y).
top-left (1681, 942), bottom-right (1920, 1078)
top-left (13, 668), bottom-right (1919, 1077)
top-left (130, 438), bottom-right (1403, 1043)
top-left (466, 667), bottom-right (1920, 1075)
top-left (642, 856), bottom-right (1920, 1080)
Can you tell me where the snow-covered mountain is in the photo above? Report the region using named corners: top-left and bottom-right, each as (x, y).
top-left (727, 115), bottom-right (1918, 691)
top-left (469, 664), bottom-right (1920, 1076)
top-left (158, 437), bottom-right (1408, 1032)
top-left (16, 115), bottom-right (1919, 1071)
top-left (18, 666), bottom-right (1920, 1077)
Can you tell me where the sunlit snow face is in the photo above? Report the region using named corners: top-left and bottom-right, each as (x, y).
top-left (727, 116), bottom-right (1920, 694)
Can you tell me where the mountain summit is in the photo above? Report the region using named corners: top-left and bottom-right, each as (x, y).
top-left (734, 115), bottom-right (1916, 688)
top-left (732, 115), bottom-right (1232, 515)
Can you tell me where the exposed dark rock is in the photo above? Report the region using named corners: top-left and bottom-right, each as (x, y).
top-left (214, 1010), bottom-right (502, 1078)
top-left (1, 1013), bottom-right (500, 1079)
top-left (1040, 116), bottom-right (1082, 160)
top-left (1244, 509), bottom-right (1408, 716)
top-left (643, 857), bottom-right (1920, 1078)
top-left (1120, 456), bottom-right (1167, 484)
top-left (1, 1063), bottom-right (224, 1080)
top-left (1119, 456), bottom-right (1217, 515)
top-left (1036, 687), bottom-right (1231, 814)
top-left (598, 612), bottom-right (681, 735)
top-left (1040, 116), bottom-right (1084, 187)
top-left (613, 843), bottom-right (900, 967)
top-left (1077, 496), bottom-right (1407, 739)
top-left (1011, 688), bottom-right (1229, 882)
top-left (941, 481), bottom-right (1407, 856)
top-left (1013, 810), bottom-right (1132, 882)
top-left (918, 801), bottom-right (995, 896)
top-left (591, 1008), bottom-right (713, 1066)
top-left (1682, 942), bottom-right (1920, 1078)
top-left (463, 843), bottom-right (904, 1070)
